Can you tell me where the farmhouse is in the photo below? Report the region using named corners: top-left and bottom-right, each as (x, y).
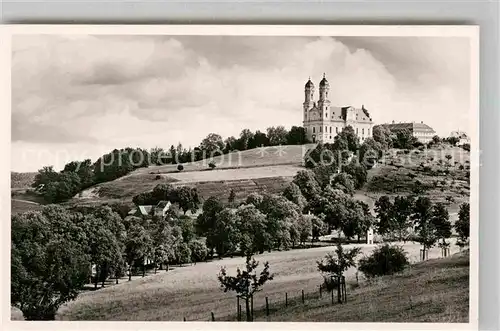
top-left (129, 200), bottom-right (171, 218)
top-left (302, 74), bottom-right (374, 144)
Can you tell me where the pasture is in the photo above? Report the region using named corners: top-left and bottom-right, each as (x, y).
top-left (55, 240), bottom-right (461, 321)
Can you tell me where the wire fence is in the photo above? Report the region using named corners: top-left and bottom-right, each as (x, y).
top-left (181, 280), bottom-right (350, 322)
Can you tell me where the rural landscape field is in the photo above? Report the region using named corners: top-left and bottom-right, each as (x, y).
top-left (10, 32), bottom-right (473, 325)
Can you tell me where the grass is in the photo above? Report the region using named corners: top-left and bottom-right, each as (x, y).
top-left (260, 252), bottom-right (469, 323)
top-left (54, 240), bottom-right (463, 321)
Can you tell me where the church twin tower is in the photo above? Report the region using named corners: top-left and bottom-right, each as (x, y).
top-left (302, 74), bottom-right (374, 143)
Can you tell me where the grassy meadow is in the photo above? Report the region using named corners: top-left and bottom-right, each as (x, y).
top-left (53, 240), bottom-right (461, 321)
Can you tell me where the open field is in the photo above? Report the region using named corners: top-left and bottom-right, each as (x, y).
top-left (54, 239), bottom-right (461, 321)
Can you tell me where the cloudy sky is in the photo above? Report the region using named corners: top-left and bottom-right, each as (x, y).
top-left (11, 35), bottom-right (471, 172)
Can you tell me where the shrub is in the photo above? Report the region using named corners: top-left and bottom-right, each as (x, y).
top-left (208, 162), bottom-right (216, 170)
top-left (177, 164), bottom-right (184, 172)
top-left (358, 244), bottom-right (409, 278)
top-left (155, 175), bottom-right (162, 180)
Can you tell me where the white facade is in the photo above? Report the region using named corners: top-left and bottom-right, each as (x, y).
top-left (302, 75), bottom-right (374, 144)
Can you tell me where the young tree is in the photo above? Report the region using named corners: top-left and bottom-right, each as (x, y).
top-left (124, 223), bottom-right (153, 280)
top-left (296, 215), bottom-right (313, 246)
top-left (189, 239), bottom-right (208, 264)
top-left (218, 255), bottom-right (273, 321)
top-left (311, 215), bottom-right (329, 244)
top-left (317, 243), bottom-right (361, 303)
top-left (455, 202), bottom-right (470, 247)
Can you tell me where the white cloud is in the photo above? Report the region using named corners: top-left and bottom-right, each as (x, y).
top-left (11, 35), bottom-right (471, 171)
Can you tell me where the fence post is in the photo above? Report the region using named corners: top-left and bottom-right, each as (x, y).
top-left (285, 292), bottom-right (288, 307)
top-left (266, 297), bottom-right (269, 316)
top-left (302, 290), bottom-right (305, 303)
top-left (183, 317), bottom-right (186, 322)
top-left (239, 305), bottom-right (242, 321)
top-left (319, 286), bottom-right (322, 298)
top-left (237, 296), bottom-right (240, 321)
top-left (211, 312), bottom-right (215, 321)
top-left (331, 287), bottom-right (334, 304)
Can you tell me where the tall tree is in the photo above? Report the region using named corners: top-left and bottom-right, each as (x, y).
top-left (392, 196), bottom-right (415, 242)
top-left (266, 126), bottom-right (288, 146)
top-left (412, 197), bottom-right (439, 259)
top-left (200, 133), bottom-right (225, 156)
top-left (286, 126), bottom-right (309, 145)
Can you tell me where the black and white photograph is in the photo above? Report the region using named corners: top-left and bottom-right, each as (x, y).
top-left (3, 25), bottom-right (478, 327)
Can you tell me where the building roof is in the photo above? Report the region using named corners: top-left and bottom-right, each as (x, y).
top-left (319, 75), bottom-right (329, 87)
top-left (384, 122), bottom-right (436, 133)
top-left (450, 131), bottom-right (468, 139)
top-left (138, 205), bottom-right (154, 215)
top-left (156, 200), bottom-right (171, 209)
top-left (305, 78), bottom-right (314, 88)
top-left (340, 106), bottom-right (373, 123)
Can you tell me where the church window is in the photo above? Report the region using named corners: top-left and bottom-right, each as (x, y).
top-left (320, 126), bottom-right (322, 132)
top-left (313, 127), bottom-right (315, 133)
top-left (329, 136), bottom-right (332, 139)
top-left (356, 128), bottom-right (359, 135)
top-left (329, 127), bottom-right (332, 133)
top-left (325, 126), bottom-right (327, 132)
top-left (362, 128), bottom-right (365, 134)
top-left (336, 127), bottom-right (338, 133)
top-left (368, 128), bottom-right (370, 135)
top-left (325, 113), bottom-right (328, 118)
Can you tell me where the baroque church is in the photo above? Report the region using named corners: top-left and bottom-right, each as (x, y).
top-left (302, 74), bottom-right (374, 143)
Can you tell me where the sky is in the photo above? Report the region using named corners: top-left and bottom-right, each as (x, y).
top-left (11, 35), bottom-right (472, 172)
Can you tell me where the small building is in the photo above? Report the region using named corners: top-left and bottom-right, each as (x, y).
top-left (384, 121), bottom-right (436, 144)
top-left (450, 131), bottom-right (470, 146)
top-left (366, 227), bottom-right (374, 245)
top-left (128, 201), bottom-right (172, 218)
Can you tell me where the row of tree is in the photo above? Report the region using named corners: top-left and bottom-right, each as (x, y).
top-left (11, 203), bottom-right (208, 320)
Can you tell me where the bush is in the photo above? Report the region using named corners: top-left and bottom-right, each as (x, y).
top-left (177, 164), bottom-right (184, 172)
top-left (208, 162), bottom-right (216, 170)
top-left (155, 175), bottom-right (162, 180)
top-left (358, 244), bottom-right (409, 278)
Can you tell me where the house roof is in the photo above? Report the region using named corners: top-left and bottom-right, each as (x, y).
top-left (138, 205), bottom-right (154, 215)
top-left (156, 200), bottom-right (171, 209)
top-left (339, 106), bottom-right (373, 123)
top-left (384, 122), bottom-right (436, 133)
top-left (450, 131), bottom-right (468, 139)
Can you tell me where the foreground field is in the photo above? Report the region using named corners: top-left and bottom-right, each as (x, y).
top-left (55, 240), bottom-right (461, 321)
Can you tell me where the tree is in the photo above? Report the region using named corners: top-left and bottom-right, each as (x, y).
top-left (358, 244), bottom-right (409, 278)
top-left (189, 239), bottom-right (208, 264)
top-left (237, 129), bottom-right (255, 151)
top-left (432, 202), bottom-right (452, 251)
top-left (266, 126), bottom-right (288, 146)
top-left (393, 129), bottom-right (418, 149)
top-left (304, 143), bottom-right (339, 169)
top-left (372, 125), bottom-right (392, 149)
top-left (296, 215), bottom-right (313, 246)
top-left (177, 242), bottom-right (192, 266)
top-left (330, 172), bottom-right (355, 196)
top-left (62, 159), bottom-right (94, 189)
top-left (11, 209), bottom-right (91, 320)
top-left (236, 204), bottom-right (270, 255)
top-left (282, 182), bottom-right (307, 212)
top-left (455, 203), bottom-right (470, 247)
top-left (374, 196), bottom-right (394, 237)
top-left (342, 159), bottom-right (368, 189)
top-left (32, 166), bottom-right (60, 192)
top-left (337, 126), bottom-right (360, 153)
top-left (317, 243), bottom-right (361, 303)
top-left (311, 215), bottom-right (328, 244)
top-left (292, 170), bottom-right (321, 203)
top-left (392, 196), bottom-right (415, 242)
top-left (412, 197), bottom-right (439, 259)
top-left (124, 223), bottom-right (152, 280)
top-left (177, 164), bottom-right (184, 172)
top-left (359, 138), bottom-right (382, 168)
top-left (228, 189), bottom-right (236, 205)
top-left (175, 186), bottom-right (200, 214)
top-left (286, 126), bottom-right (309, 145)
top-left (200, 133), bottom-right (225, 156)
top-left (223, 136), bottom-right (238, 153)
top-left (212, 208), bottom-right (241, 257)
top-left (218, 255), bottom-right (273, 321)
top-left (196, 196), bottom-right (224, 256)
top-left (249, 130), bottom-right (269, 149)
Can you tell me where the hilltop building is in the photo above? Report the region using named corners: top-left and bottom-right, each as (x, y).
top-left (302, 74), bottom-right (374, 144)
top-left (450, 130), bottom-right (470, 146)
top-left (384, 121), bottom-right (436, 144)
